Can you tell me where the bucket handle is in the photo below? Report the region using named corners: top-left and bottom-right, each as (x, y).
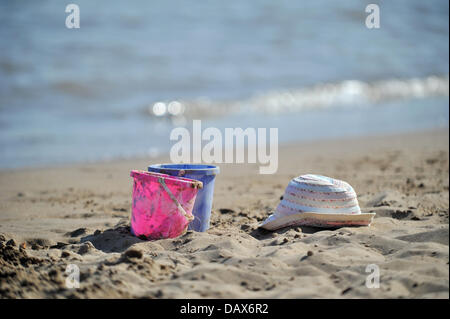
top-left (158, 177), bottom-right (194, 222)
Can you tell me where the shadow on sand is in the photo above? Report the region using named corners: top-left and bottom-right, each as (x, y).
top-left (249, 225), bottom-right (324, 240)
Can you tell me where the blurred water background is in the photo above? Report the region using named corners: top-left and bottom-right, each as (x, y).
top-left (0, 0), bottom-right (448, 168)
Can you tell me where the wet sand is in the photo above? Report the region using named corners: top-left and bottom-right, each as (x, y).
top-left (0, 129), bottom-right (448, 298)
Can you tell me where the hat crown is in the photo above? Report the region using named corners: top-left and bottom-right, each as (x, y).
top-left (278, 174), bottom-right (361, 215)
top-left (291, 174), bottom-right (355, 193)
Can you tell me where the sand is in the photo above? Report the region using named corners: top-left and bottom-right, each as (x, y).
top-left (0, 129), bottom-right (448, 298)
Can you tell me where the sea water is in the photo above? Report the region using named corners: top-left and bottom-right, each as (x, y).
top-left (0, 0), bottom-right (448, 169)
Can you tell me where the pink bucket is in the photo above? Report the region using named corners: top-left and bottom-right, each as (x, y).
top-left (130, 170), bottom-right (203, 240)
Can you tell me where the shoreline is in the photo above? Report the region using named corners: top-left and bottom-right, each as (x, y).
top-left (0, 128), bottom-right (448, 298)
top-left (1, 126), bottom-right (447, 173)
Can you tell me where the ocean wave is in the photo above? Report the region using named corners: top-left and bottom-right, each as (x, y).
top-left (151, 74), bottom-right (449, 119)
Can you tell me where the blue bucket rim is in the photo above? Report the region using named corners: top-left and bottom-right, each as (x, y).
top-left (148, 163), bottom-right (220, 175)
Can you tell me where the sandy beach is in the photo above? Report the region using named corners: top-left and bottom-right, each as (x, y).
top-left (0, 129), bottom-right (448, 298)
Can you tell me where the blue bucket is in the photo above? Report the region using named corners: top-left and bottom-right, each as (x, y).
top-left (147, 164), bottom-right (220, 232)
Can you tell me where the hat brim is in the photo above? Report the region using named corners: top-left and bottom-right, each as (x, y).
top-left (259, 212), bottom-right (376, 230)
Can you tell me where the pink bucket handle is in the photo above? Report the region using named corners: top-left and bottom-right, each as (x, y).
top-left (157, 176), bottom-right (194, 222)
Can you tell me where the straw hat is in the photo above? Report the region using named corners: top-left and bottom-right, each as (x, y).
top-left (260, 174), bottom-right (375, 230)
